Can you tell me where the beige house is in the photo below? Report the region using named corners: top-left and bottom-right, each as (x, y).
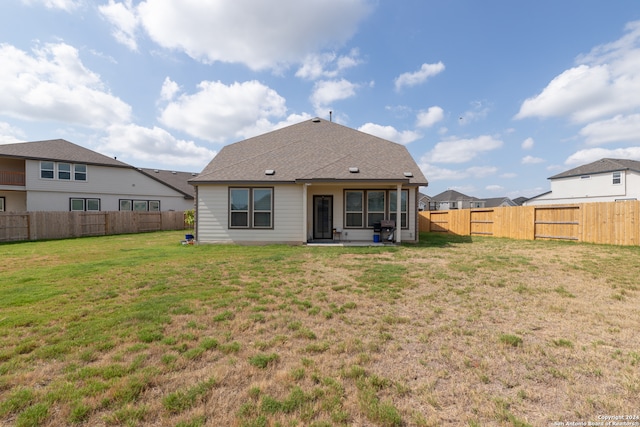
top-left (0, 139), bottom-right (195, 212)
top-left (189, 118), bottom-right (428, 244)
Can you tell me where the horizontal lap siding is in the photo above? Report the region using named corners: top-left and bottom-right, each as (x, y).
top-left (196, 184), bottom-right (303, 244)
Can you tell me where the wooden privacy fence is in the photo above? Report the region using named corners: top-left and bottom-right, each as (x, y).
top-left (0, 211), bottom-right (189, 243)
top-left (418, 200), bottom-right (640, 246)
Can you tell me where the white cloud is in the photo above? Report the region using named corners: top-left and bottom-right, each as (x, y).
top-left (99, 0), bottom-right (139, 51)
top-left (422, 135), bottom-right (503, 164)
top-left (501, 172), bottom-right (517, 179)
top-left (394, 62), bottom-right (445, 91)
top-left (516, 20), bottom-right (640, 124)
top-left (101, 124), bottom-right (215, 170)
top-left (579, 114), bottom-right (640, 145)
top-left (159, 80), bottom-right (287, 143)
top-left (416, 106), bottom-right (444, 128)
top-left (295, 49), bottom-right (361, 80)
top-left (310, 79), bottom-right (358, 111)
top-left (521, 137), bottom-right (534, 150)
top-left (486, 185), bottom-right (504, 192)
top-left (418, 162), bottom-right (497, 182)
top-left (0, 122), bottom-right (26, 144)
top-left (459, 100), bottom-right (490, 125)
top-left (0, 42), bottom-right (131, 128)
top-left (565, 146), bottom-right (640, 166)
top-left (21, 0), bottom-right (81, 11)
top-left (521, 155), bottom-right (545, 164)
top-left (358, 123), bottom-right (421, 145)
top-left (160, 77), bottom-right (180, 102)
top-left (131, 0), bottom-right (372, 70)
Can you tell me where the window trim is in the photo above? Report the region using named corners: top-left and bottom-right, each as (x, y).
top-left (40, 161), bottom-right (55, 179)
top-left (228, 187), bottom-right (274, 229)
top-left (613, 171), bottom-right (622, 185)
top-left (0, 196), bottom-right (5, 212)
top-left (70, 198), bottom-right (100, 211)
top-left (119, 199), bottom-right (160, 211)
top-left (74, 164), bottom-right (87, 181)
top-left (367, 190), bottom-right (386, 228)
top-left (345, 190), bottom-right (364, 228)
top-left (58, 163), bottom-right (72, 180)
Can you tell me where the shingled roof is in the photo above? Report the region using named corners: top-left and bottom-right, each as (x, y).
top-left (190, 118), bottom-right (428, 185)
top-left (0, 139), bottom-right (131, 168)
top-left (138, 168), bottom-right (197, 199)
top-left (549, 158), bottom-right (640, 179)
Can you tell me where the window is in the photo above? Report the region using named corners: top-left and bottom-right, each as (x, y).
top-left (613, 171), bottom-right (621, 185)
top-left (229, 187), bottom-right (273, 229)
top-left (70, 198), bottom-right (85, 211)
top-left (230, 188), bottom-right (249, 227)
top-left (345, 190), bottom-right (363, 227)
top-left (41, 161), bottom-right (54, 179)
top-left (253, 188), bottom-right (272, 228)
top-left (0, 197), bottom-right (5, 212)
top-left (40, 161), bottom-right (87, 181)
top-left (58, 163), bottom-right (71, 180)
top-left (120, 199), bottom-right (159, 211)
top-left (133, 200), bottom-right (149, 211)
top-left (120, 199), bottom-right (132, 211)
top-left (70, 198), bottom-right (100, 211)
top-left (389, 190), bottom-right (408, 228)
top-left (367, 191), bottom-right (385, 227)
top-left (74, 164), bottom-right (87, 181)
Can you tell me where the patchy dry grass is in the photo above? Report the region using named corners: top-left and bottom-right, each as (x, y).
top-left (0, 231), bottom-right (639, 426)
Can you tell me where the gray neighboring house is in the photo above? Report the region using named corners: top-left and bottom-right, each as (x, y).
top-left (483, 197), bottom-right (518, 208)
top-left (525, 158), bottom-right (640, 205)
top-left (189, 118), bottom-right (429, 244)
top-left (429, 189), bottom-right (484, 210)
top-left (0, 139), bottom-right (195, 212)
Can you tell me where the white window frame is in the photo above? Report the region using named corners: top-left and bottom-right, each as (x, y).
top-left (40, 161), bottom-right (55, 179)
top-left (0, 197), bottom-right (5, 212)
top-left (252, 188), bottom-right (273, 229)
top-left (74, 164), bottom-right (87, 181)
top-left (58, 163), bottom-right (72, 180)
top-left (613, 171), bottom-right (621, 185)
top-left (389, 190), bottom-right (409, 229)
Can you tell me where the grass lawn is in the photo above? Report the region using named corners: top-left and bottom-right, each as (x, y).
top-left (0, 231), bottom-right (639, 426)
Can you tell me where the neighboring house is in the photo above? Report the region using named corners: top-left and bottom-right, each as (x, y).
top-left (0, 139), bottom-right (195, 212)
top-left (512, 196), bottom-right (529, 206)
top-left (524, 158), bottom-right (640, 206)
top-left (483, 197), bottom-right (518, 208)
top-left (189, 118), bottom-right (429, 244)
top-left (429, 189), bottom-right (484, 210)
top-left (418, 192), bottom-right (430, 211)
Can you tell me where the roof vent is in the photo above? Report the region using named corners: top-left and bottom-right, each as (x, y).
top-left (265, 169), bottom-right (275, 175)
top-left (349, 167), bottom-right (359, 173)
top-left (312, 117), bottom-right (321, 122)
top-left (154, 169), bottom-right (159, 173)
top-left (172, 171), bottom-right (177, 174)
top-left (404, 172), bottom-right (413, 177)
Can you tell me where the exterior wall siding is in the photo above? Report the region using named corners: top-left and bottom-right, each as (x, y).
top-left (527, 170), bottom-right (640, 206)
top-left (196, 184), bottom-right (303, 244)
top-left (23, 160), bottom-right (192, 211)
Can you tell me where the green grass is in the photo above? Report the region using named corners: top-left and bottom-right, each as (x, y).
top-left (0, 230), bottom-right (639, 426)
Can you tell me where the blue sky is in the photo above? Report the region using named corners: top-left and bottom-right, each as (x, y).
top-left (1, 1), bottom-right (640, 199)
